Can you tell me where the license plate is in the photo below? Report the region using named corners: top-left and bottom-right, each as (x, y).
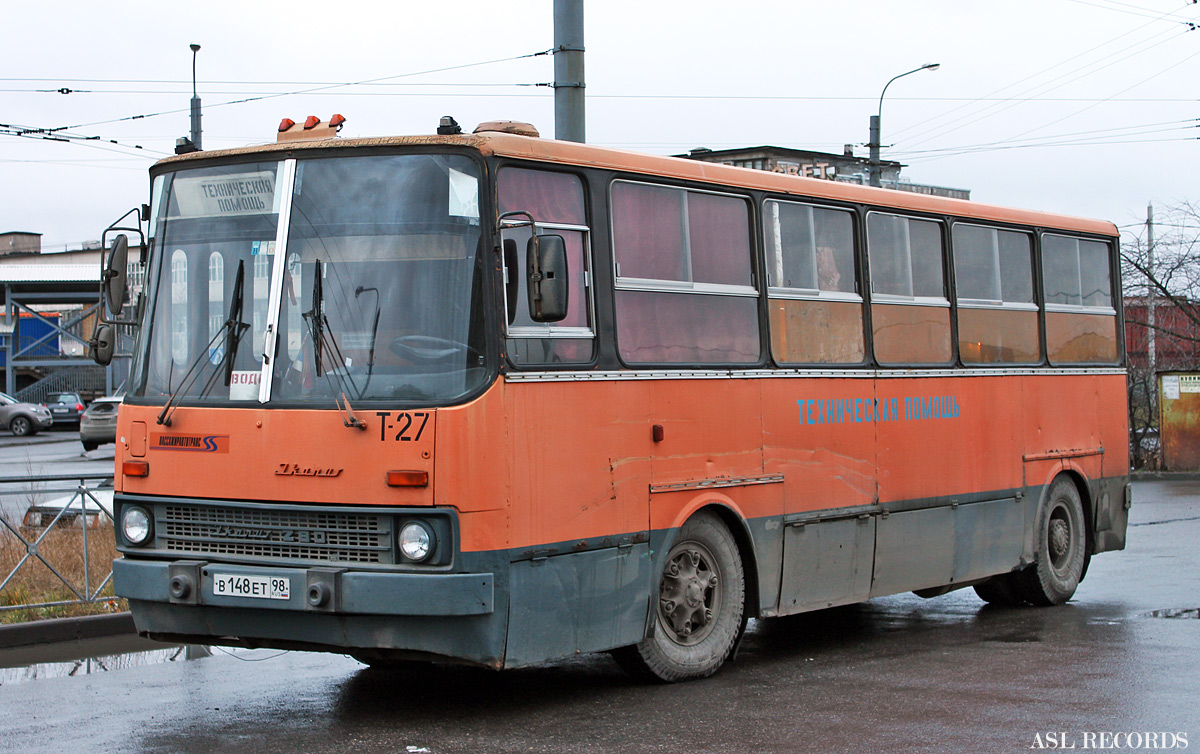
top-left (211, 573), bottom-right (290, 600)
top-left (53, 408), bottom-right (67, 413)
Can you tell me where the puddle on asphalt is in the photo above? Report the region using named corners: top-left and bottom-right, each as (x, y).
top-left (991, 632), bottom-right (1042, 643)
top-left (0, 644), bottom-right (213, 686)
top-left (0, 633), bottom-right (223, 687)
top-left (1145, 608), bottom-right (1200, 619)
top-left (0, 637), bottom-right (299, 687)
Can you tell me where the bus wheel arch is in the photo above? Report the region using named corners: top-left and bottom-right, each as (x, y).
top-left (614, 505), bottom-right (750, 682)
top-left (656, 496), bottom-right (761, 620)
top-left (1017, 473), bottom-right (1089, 605)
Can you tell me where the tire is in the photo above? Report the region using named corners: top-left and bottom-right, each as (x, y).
top-left (613, 512), bottom-right (744, 682)
top-left (973, 574), bottom-right (1022, 605)
top-left (10, 416), bottom-right (32, 437)
top-left (1014, 476), bottom-right (1088, 606)
top-left (349, 650), bottom-right (434, 672)
top-left (82, 440), bottom-right (99, 452)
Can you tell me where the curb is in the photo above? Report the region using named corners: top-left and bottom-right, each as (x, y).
top-left (0, 612), bottom-right (135, 650)
top-left (1131, 471), bottom-right (1200, 482)
top-left (0, 434), bottom-right (74, 448)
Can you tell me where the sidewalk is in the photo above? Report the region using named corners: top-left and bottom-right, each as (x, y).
top-left (1130, 470), bottom-right (1200, 482)
top-left (0, 613), bottom-right (135, 650)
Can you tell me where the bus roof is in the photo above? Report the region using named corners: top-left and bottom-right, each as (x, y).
top-left (157, 131), bottom-right (1118, 238)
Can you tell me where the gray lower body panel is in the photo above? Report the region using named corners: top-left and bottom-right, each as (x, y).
top-left (871, 497), bottom-right (1029, 597)
top-left (505, 544), bottom-right (650, 667)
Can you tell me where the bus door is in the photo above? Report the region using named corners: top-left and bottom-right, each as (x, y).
top-left (760, 199), bottom-right (877, 615)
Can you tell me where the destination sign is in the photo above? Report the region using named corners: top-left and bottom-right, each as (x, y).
top-left (174, 171), bottom-right (277, 217)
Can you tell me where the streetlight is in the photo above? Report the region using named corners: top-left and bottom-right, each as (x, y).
top-left (189, 44), bottom-right (202, 151)
top-left (867, 62), bottom-right (939, 188)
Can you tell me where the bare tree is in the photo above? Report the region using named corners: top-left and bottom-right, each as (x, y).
top-left (1120, 201), bottom-right (1200, 469)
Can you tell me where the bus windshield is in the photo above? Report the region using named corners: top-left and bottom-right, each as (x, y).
top-left (133, 152), bottom-right (489, 406)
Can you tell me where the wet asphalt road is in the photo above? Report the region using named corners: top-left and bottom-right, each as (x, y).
top-left (0, 480), bottom-right (1196, 754)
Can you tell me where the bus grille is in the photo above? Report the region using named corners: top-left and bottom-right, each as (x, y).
top-left (160, 504), bottom-right (392, 564)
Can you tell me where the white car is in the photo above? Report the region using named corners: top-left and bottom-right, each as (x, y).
top-left (22, 482), bottom-right (115, 528)
top-left (80, 395), bottom-right (122, 451)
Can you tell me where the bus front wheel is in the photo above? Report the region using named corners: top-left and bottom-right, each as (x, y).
top-left (613, 511), bottom-right (744, 682)
top-left (1016, 476), bottom-right (1088, 606)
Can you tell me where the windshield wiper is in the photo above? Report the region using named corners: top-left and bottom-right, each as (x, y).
top-left (302, 259), bottom-right (367, 430)
top-left (157, 260), bottom-right (250, 426)
top-left (222, 260), bottom-right (251, 388)
top-left (354, 285), bottom-right (381, 395)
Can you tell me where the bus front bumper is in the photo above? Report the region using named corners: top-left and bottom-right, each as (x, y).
top-left (113, 558), bottom-right (506, 666)
top-left (113, 558), bottom-right (494, 615)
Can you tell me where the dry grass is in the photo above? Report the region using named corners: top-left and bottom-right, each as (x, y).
top-left (0, 516), bottom-right (126, 624)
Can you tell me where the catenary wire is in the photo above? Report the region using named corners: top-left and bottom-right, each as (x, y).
top-left (893, 22), bottom-right (1191, 150)
top-left (51, 50), bottom-right (553, 133)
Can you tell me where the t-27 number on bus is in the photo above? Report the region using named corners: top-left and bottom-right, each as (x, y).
top-left (375, 411), bottom-right (430, 442)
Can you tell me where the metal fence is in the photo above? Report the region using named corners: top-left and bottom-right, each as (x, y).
top-left (0, 473), bottom-right (117, 614)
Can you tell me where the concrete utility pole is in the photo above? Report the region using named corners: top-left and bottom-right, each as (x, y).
top-left (1148, 202), bottom-right (1156, 375)
top-left (189, 44), bottom-right (202, 150)
top-left (553, 0), bottom-right (585, 143)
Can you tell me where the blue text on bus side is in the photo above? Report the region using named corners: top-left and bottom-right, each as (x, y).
top-left (796, 395), bottom-right (960, 425)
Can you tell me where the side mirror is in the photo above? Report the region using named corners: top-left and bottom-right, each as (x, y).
top-left (527, 234), bottom-right (569, 322)
top-left (90, 324), bottom-right (114, 366)
top-left (103, 234), bottom-right (129, 317)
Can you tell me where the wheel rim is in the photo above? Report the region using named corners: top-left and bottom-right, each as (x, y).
top-left (12, 418), bottom-right (29, 436)
top-left (657, 539), bottom-right (721, 646)
top-left (1047, 501), bottom-right (1078, 576)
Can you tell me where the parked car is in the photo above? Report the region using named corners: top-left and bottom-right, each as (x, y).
top-left (80, 395), bottom-right (122, 451)
top-left (0, 391), bottom-right (54, 436)
top-left (43, 391), bottom-right (86, 425)
top-left (22, 481), bottom-right (115, 528)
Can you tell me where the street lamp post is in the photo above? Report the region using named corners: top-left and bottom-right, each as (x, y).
top-left (867, 62), bottom-right (939, 188)
top-left (189, 44), bottom-right (202, 150)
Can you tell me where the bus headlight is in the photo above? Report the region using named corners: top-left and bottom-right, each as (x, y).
top-left (122, 506), bottom-right (153, 546)
top-left (398, 521), bottom-right (434, 562)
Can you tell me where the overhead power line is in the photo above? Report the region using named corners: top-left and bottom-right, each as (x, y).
top-left (1065, 0), bottom-right (1200, 26)
top-left (973, 45), bottom-right (1200, 150)
top-left (893, 21), bottom-right (1194, 150)
top-left (896, 133), bottom-right (1198, 163)
top-left (0, 122), bottom-right (165, 157)
top-left (52, 49), bottom-right (553, 133)
top-left (894, 116), bottom-right (1200, 156)
top-left (4, 80), bottom-right (1196, 105)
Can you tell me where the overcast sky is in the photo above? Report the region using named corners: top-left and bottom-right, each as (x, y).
top-left (3, 0), bottom-right (1196, 250)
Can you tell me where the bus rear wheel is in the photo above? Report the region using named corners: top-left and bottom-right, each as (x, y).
top-left (613, 511), bottom-right (744, 683)
top-left (973, 574), bottom-right (1021, 605)
top-left (1015, 476), bottom-right (1087, 606)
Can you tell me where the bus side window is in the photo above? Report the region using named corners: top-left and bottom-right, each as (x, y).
top-left (867, 213), bottom-right (953, 365)
top-left (952, 224), bottom-right (1040, 364)
top-left (764, 200), bottom-right (864, 364)
top-left (611, 181), bottom-right (760, 365)
top-left (170, 249), bottom-right (189, 367)
top-left (497, 167), bottom-right (594, 366)
top-left (1042, 234), bottom-right (1118, 364)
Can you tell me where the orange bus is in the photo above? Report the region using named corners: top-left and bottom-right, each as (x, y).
top-left (97, 118), bottom-right (1129, 681)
